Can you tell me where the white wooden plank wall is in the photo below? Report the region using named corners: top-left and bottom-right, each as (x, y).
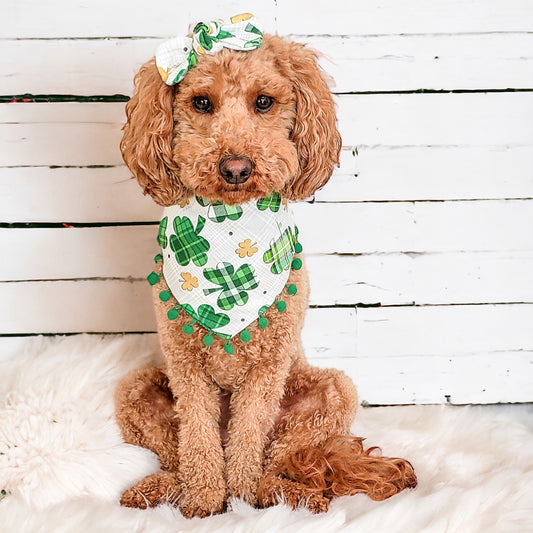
top-left (2, 0), bottom-right (533, 405)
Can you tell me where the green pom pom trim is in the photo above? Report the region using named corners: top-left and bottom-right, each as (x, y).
top-left (203, 333), bottom-right (213, 346)
top-left (224, 341), bottom-right (235, 355)
top-left (291, 257), bottom-right (302, 270)
top-left (147, 271), bottom-right (161, 286)
top-left (240, 329), bottom-right (251, 342)
top-left (167, 308), bottom-right (179, 320)
top-left (258, 316), bottom-right (269, 329)
top-left (182, 323), bottom-right (194, 335)
top-left (287, 284), bottom-right (297, 295)
top-left (276, 300), bottom-right (287, 312)
top-left (295, 242), bottom-right (303, 254)
top-left (154, 253), bottom-right (163, 263)
top-left (159, 290), bottom-right (170, 302)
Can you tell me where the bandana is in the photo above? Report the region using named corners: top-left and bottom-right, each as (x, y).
top-left (147, 194), bottom-right (302, 353)
top-left (156, 13), bottom-right (263, 85)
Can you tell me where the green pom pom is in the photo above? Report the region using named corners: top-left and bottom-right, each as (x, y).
top-left (276, 300), bottom-right (287, 312)
top-left (159, 290), bottom-right (170, 302)
top-left (147, 271), bottom-right (160, 286)
top-left (258, 317), bottom-right (269, 329)
top-left (295, 242), bottom-right (303, 253)
top-left (291, 257), bottom-right (302, 270)
top-left (182, 324), bottom-right (194, 335)
top-left (288, 284), bottom-right (297, 295)
top-left (167, 308), bottom-right (179, 320)
top-left (224, 342), bottom-right (235, 355)
top-left (154, 253), bottom-right (163, 263)
top-left (240, 329), bottom-right (251, 342)
top-left (203, 333), bottom-right (213, 346)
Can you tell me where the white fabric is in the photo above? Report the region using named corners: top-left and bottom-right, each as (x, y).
top-left (1, 334), bottom-right (532, 533)
top-left (161, 195), bottom-right (296, 338)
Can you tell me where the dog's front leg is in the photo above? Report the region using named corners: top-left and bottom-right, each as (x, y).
top-left (224, 358), bottom-right (291, 504)
top-left (168, 360), bottom-right (226, 518)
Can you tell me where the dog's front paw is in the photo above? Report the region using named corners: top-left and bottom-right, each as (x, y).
top-left (179, 486), bottom-right (226, 518)
top-left (225, 457), bottom-right (262, 505)
top-left (120, 471), bottom-right (180, 509)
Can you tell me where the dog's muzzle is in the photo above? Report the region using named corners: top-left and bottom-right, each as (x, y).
top-left (219, 156), bottom-right (253, 185)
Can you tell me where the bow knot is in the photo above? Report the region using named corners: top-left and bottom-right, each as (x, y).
top-left (156, 14), bottom-right (263, 85)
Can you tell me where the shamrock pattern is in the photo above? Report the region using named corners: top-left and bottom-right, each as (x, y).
top-left (169, 215), bottom-right (210, 266)
top-left (157, 216), bottom-right (168, 248)
top-left (203, 261), bottom-right (259, 310)
top-left (180, 303), bottom-right (230, 331)
top-left (263, 226), bottom-right (298, 274)
top-left (196, 197), bottom-right (243, 222)
top-left (257, 192), bottom-right (281, 212)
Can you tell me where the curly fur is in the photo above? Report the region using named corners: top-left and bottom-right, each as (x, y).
top-left (116, 33), bottom-right (416, 519)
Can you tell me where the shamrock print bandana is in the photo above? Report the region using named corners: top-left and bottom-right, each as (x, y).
top-left (156, 194), bottom-right (299, 340)
top-left (156, 13), bottom-right (263, 86)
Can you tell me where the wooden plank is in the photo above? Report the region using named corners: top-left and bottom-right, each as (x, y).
top-left (293, 200), bottom-right (533, 254)
top-left (2, 225), bottom-right (533, 305)
top-left (2, 94), bottom-right (533, 166)
top-left (2, 147), bottom-right (532, 224)
top-left (0, 167), bottom-right (161, 223)
top-left (356, 304), bottom-right (533, 357)
top-left (315, 146), bottom-right (533, 202)
top-left (0, 332), bottom-right (529, 404)
top-left (3, 0), bottom-right (532, 38)
top-left (4, 33), bottom-right (533, 95)
top-left (312, 351), bottom-right (533, 405)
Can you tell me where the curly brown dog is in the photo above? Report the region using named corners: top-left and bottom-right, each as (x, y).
top-left (115, 29), bottom-right (416, 519)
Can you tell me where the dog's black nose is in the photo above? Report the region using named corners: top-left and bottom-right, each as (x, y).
top-left (219, 156), bottom-right (253, 184)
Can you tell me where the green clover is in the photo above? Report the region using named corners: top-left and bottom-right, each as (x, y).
top-left (169, 215), bottom-right (210, 266)
top-left (203, 262), bottom-right (259, 310)
top-left (263, 226), bottom-right (298, 274)
top-left (158, 216), bottom-right (168, 248)
top-left (180, 303), bottom-right (230, 331)
top-left (257, 192), bottom-right (281, 212)
top-left (196, 197), bottom-right (243, 222)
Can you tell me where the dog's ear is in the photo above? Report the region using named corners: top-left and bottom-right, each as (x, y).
top-left (120, 59), bottom-right (186, 206)
top-left (283, 43), bottom-right (342, 200)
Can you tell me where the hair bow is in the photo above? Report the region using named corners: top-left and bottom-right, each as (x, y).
top-left (156, 13), bottom-right (263, 86)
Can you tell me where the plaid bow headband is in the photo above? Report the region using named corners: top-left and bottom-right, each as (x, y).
top-left (156, 13), bottom-right (263, 85)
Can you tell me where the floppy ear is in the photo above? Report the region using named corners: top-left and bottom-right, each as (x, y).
top-left (283, 43), bottom-right (342, 200)
top-left (120, 58), bottom-right (186, 206)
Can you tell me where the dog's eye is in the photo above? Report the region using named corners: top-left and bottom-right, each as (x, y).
top-left (192, 96), bottom-right (212, 113)
top-left (255, 95), bottom-right (274, 113)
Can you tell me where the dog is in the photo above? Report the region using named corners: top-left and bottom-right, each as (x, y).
top-left (115, 15), bottom-right (416, 519)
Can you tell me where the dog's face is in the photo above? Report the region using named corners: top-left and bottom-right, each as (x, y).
top-left (121, 35), bottom-right (341, 206)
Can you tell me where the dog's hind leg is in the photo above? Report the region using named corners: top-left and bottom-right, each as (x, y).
top-left (257, 360), bottom-right (416, 512)
top-left (115, 366), bottom-right (182, 508)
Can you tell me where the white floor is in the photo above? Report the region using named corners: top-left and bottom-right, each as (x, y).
top-left (1, 334), bottom-right (532, 533)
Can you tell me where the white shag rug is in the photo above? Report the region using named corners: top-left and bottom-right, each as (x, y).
top-left (0, 335), bottom-right (532, 533)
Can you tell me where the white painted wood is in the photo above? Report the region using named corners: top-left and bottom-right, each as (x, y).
top-left (4, 33), bottom-right (533, 95)
top-left (3, 225), bottom-right (533, 306)
top-left (293, 200), bottom-right (533, 254)
top-left (2, 94), bottom-right (533, 167)
top-left (3, 0), bottom-right (532, 38)
top-left (313, 351), bottom-right (533, 405)
top-left (2, 146), bottom-right (532, 224)
top-left (0, 167), bottom-right (161, 223)
top-left (356, 304), bottom-right (533, 357)
top-left (316, 146), bottom-right (533, 202)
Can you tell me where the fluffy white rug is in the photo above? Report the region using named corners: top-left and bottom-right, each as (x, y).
top-left (0, 334), bottom-right (531, 533)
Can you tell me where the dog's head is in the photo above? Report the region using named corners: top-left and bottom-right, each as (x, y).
top-left (121, 34), bottom-right (341, 206)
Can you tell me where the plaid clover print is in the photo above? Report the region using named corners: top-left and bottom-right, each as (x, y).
top-left (196, 197), bottom-right (243, 223)
top-left (203, 261), bottom-right (259, 310)
top-left (263, 226), bottom-right (298, 274)
top-left (169, 215), bottom-right (210, 266)
top-left (158, 216), bottom-right (168, 248)
top-left (256, 192), bottom-right (281, 212)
